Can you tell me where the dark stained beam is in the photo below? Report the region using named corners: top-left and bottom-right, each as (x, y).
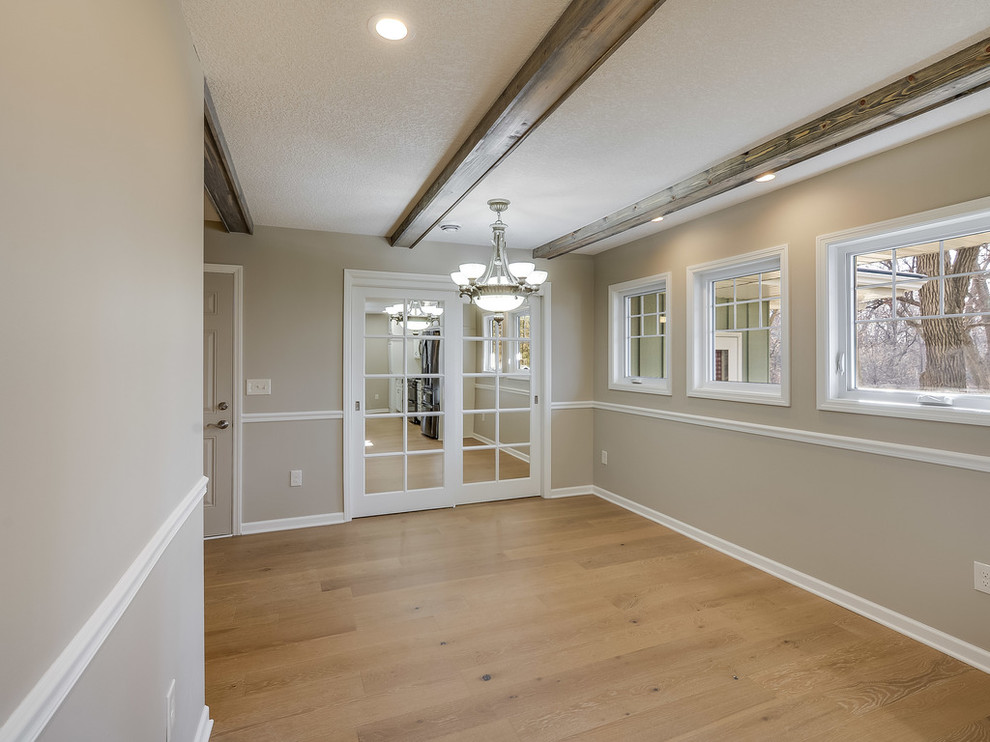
top-left (204, 80), bottom-right (253, 235)
top-left (388, 0), bottom-right (667, 249)
top-left (534, 37), bottom-right (990, 258)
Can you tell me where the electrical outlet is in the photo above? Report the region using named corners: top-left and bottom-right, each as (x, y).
top-left (165, 678), bottom-right (176, 742)
top-left (290, 469), bottom-right (303, 487)
top-left (975, 562), bottom-right (990, 594)
top-left (601, 450), bottom-right (608, 465)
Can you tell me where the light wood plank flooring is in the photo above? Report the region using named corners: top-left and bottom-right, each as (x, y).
top-left (205, 496), bottom-right (990, 741)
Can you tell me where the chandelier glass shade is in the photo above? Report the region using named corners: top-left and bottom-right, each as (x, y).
top-left (450, 199), bottom-right (547, 320)
top-left (384, 299), bottom-right (443, 333)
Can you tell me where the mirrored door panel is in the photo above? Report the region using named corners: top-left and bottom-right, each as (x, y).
top-left (459, 299), bottom-right (538, 499)
top-left (351, 291), bottom-right (455, 517)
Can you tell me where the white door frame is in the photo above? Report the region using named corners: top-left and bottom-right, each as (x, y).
top-left (539, 283), bottom-right (552, 500)
top-left (343, 269), bottom-right (553, 519)
top-left (204, 263), bottom-right (243, 537)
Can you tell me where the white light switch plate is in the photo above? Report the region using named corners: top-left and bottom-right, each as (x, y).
top-left (246, 378), bottom-right (271, 395)
top-left (290, 469), bottom-right (303, 487)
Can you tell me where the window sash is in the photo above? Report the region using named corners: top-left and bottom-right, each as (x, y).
top-left (819, 196), bottom-right (990, 424)
top-left (687, 246), bottom-right (788, 405)
top-left (608, 274), bottom-right (671, 395)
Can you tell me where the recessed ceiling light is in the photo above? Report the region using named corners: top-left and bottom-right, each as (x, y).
top-left (755, 172), bottom-right (776, 183)
top-left (651, 216), bottom-right (664, 222)
top-left (373, 16), bottom-right (408, 41)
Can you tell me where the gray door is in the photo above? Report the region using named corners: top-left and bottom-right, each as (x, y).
top-left (204, 271), bottom-right (234, 537)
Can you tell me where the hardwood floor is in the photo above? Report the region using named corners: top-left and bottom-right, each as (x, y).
top-left (205, 496), bottom-right (990, 741)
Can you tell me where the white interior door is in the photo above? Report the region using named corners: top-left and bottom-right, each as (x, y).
top-left (348, 288), bottom-right (460, 517)
top-left (459, 297), bottom-right (541, 504)
top-left (203, 271), bottom-right (234, 537)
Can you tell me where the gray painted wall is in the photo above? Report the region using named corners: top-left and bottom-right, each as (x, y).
top-left (1, 0), bottom-right (206, 738)
top-left (593, 113), bottom-right (990, 651)
top-left (204, 227), bottom-right (594, 520)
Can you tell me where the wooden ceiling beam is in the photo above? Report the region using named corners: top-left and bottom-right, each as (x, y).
top-left (534, 37), bottom-right (990, 259)
top-left (387, 0), bottom-right (667, 249)
top-left (204, 80), bottom-right (254, 235)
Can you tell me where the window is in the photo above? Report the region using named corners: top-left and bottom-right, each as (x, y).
top-left (819, 197), bottom-right (990, 424)
top-left (608, 273), bottom-right (670, 394)
top-left (687, 245), bottom-right (789, 405)
top-left (482, 310), bottom-right (530, 373)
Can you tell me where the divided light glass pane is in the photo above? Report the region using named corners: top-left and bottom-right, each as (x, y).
top-left (498, 411), bottom-right (530, 445)
top-left (855, 320), bottom-right (924, 391)
top-left (408, 336), bottom-right (442, 375)
top-left (713, 279), bottom-right (734, 304)
top-left (463, 339), bottom-right (486, 374)
top-left (463, 376), bottom-right (495, 412)
top-left (407, 453), bottom-right (443, 490)
top-left (517, 340), bottom-right (531, 371)
top-left (366, 455), bottom-right (404, 494)
top-left (856, 250), bottom-right (894, 279)
top-left (642, 293), bottom-right (657, 314)
top-left (714, 304), bottom-right (733, 331)
top-left (893, 277), bottom-right (936, 318)
top-left (962, 274), bottom-right (990, 315)
top-left (629, 315), bottom-right (641, 337)
top-left (499, 378), bottom-right (531, 409)
top-left (365, 378), bottom-right (401, 414)
top-left (642, 314), bottom-right (658, 336)
top-left (364, 416), bottom-right (403, 454)
top-left (628, 295), bottom-right (642, 315)
top-left (464, 447), bottom-right (496, 484)
top-left (735, 301), bottom-right (762, 330)
top-left (365, 337), bottom-right (400, 374)
top-left (760, 271), bottom-right (781, 298)
top-left (891, 242), bottom-right (939, 278)
top-left (630, 337), bottom-right (663, 379)
top-left (499, 448), bottom-right (530, 481)
top-left (855, 285), bottom-right (893, 321)
top-left (407, 416), bottom-right (444, 452)
top-left (463, 412), bottom-right (494, 448)
top-left (735, 273), bottom-right (760, 301)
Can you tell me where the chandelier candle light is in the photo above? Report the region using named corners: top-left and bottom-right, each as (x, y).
top-left (384, 299), bottom-right (443, 333)
top-left (450, 199), bottom-right (548, 323)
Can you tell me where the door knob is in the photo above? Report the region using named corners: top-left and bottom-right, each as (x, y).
top-left (207, 420), bottom-right (230, 430)
top-left (217, 402), bottom-right (229, 410)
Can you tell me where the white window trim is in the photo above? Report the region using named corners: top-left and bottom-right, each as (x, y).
top-left (608, 273), bottom-right (672, 395)
top-left (817, 196), bottom-right (990, 426)
top-left (687, 245), bottom-right (790, 406)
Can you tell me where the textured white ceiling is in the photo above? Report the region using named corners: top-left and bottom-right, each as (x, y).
top-left (183, 0), bottom-right (990, 253)
top-left (182, 0), bottom-right (571, 236)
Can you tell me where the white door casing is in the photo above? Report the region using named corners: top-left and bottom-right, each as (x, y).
top-left (344, 270), bottom-right (545, 519)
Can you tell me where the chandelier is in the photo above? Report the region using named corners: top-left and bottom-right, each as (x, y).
top-left (450, 199), bottom-right (547, 322)
top-left (384, 300), bottom-right (443, 333)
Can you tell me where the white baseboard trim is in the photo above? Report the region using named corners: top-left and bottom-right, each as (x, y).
top-left (194, 705), bottom-right (214, 742)
top-left (240, 512), bottom-right (346, 535)
top-left (591, 485), bottom-right (990, 675)
top-left (545, 486), bottom-right (594, 499)
top-left (0, 477), bottom-right (209, 742)
top-left (593, 401), bottom-right (990, 474)
top-left (242, 410), bottom-right (344, 423)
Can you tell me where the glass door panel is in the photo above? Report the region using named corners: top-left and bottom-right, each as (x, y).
top-left (350, 290), bottom-right (455, 517)
top-left (459, 300), bottom-right (540, 498)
